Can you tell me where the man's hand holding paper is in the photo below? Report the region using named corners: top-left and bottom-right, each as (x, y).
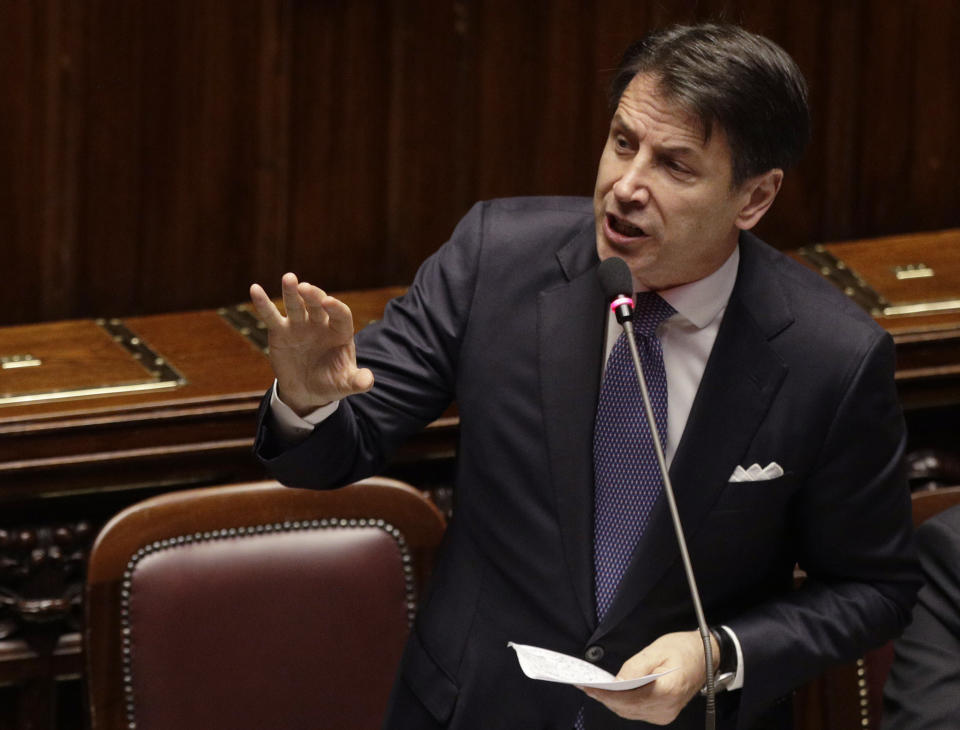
top-left (579, 630), bottom-right (719, 724)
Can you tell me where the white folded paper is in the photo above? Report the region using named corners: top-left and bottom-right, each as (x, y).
top-left (508, 642), bottom-right (675, 691)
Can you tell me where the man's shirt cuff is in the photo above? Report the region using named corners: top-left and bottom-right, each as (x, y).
top-left (268, 380), bottom-right (340, 442)
top-left (720, 625), bottom-right (744, 690)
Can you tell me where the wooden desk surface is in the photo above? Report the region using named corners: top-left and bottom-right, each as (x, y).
top-left (0, 287), bottom-right (457, 501)
top-left (793, 228), bottom-right (960, 410)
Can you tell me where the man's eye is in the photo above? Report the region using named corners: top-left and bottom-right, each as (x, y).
top-left (614, 135), bottom-right (630, 151)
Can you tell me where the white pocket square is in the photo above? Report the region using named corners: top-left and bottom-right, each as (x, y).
top-left (729, 462), bottom-right (784, 482)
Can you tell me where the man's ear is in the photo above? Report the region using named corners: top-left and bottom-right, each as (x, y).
top-left (735, 168), bottom-right (783, 231)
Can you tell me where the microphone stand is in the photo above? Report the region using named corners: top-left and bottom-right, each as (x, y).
top-left (613, 303), bottom-right (717, 730)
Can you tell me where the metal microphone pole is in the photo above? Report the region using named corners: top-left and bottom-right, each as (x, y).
top-left (616, 315), bottom-right (717, 730)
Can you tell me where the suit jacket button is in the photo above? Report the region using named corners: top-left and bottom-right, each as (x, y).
top-left (585, 645), bottom-right (604, 663)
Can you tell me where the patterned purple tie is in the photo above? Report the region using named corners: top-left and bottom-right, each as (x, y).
top-left (574, 294), bottom-right (675, 729)
top-left (592, 292), bottom-right (675, 622)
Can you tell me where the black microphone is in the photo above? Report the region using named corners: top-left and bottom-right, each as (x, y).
top-left (597, 256), bottom-right (718, 730)
top-left (597, 257), bottom-right (635, 324)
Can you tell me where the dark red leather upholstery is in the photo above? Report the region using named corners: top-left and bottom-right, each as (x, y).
top-left (86, 478), bottom-right (445, 730)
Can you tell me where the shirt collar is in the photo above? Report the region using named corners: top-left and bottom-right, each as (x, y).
top-left (643, 245), bottom-right (739, 330)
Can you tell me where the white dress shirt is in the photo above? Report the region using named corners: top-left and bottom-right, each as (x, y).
top-left (606, 245), bottom-right (739, 468)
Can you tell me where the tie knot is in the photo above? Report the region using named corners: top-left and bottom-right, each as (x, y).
top-left (632, 292), bottom-right (675, 338)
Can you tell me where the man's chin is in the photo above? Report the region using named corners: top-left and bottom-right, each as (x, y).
top-left (597, 235), bottom-right (657, 266)
top-left (597, 242), bottom-right (664, 290)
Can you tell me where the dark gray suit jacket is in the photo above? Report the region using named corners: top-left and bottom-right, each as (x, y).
top-left (883, 503), bottom-right (960, 728)
top-left (255, 197), bottom-right (919, 729)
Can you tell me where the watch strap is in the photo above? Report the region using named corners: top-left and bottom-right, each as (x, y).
top-left (710, 626), bottom-right (737, 676)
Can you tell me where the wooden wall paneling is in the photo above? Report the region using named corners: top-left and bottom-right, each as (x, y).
top-left (80, 0), bottom-right (145, 320)
top-left (190, 1), bottom-right (264, 310)
top-left (135, 0), bottom-right (266, 314)
top-left (472, 0), bottom-right (552, 198)
top-left (748, 0), bottom-right (824, 250)
top-left (121, 0), bottom-right (190, 314)
top-left (909, 0), bottom-right (960, 233)
top-left (135, 0), bottom-right (199, 314)
top-left (252, 0), bottom-right (292, 288)
top-left (856, 2), bottom-right (918, 236)
top-left (531, 0), bottom-right (602, 199)
top-left (4, 0), bottom-right (960, 329)
top-left (468, 0), bottom-right (611, 202)
top-left (286, 0), bottom-right (394, 294)
top-left (809, 0), bottom-right (864, 243)
top-left (648, 0), bottom-right (729, 28)
top-left (382, 0), bottom-right (473, 283)
top-left (0, 1), bottom-right (79, 327)
top-left (447, 0), bottom-right (483, 255)
top-left (285, 0), bottom-right (339, 292)
top-left (0, 1), bottom-right (43, 326)
top-left (41, 0), bottom-right (83, 325)
top-left (731, 0), bottom-right (777, 32)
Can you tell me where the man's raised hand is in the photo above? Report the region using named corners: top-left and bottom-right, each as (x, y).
top-left (249, 273), bottom-right (374, 416)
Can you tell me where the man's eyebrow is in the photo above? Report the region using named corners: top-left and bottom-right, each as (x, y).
top-left (610, 113), bottom-right (634, 131)
top-left (656, 142), bottom-right (700, 157)
top-left (610, 114), bottom-right (702, 155)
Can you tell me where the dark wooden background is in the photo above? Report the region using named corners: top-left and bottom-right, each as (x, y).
top-left (3, 0), bottom-right (959, 327)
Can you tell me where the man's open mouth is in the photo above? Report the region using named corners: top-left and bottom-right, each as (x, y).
top-left (608, 214), bottom-right (645, 238)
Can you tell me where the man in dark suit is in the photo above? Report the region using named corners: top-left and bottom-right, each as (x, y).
top-left (882, 503), bottom-right (960, 728)
top-left (250, 24), bottom-right (919, 729)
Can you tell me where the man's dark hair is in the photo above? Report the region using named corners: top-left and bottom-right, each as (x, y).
top-left (611, 24), bottom-right (810, 186)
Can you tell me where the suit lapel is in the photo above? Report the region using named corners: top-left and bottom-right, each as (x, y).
top-left (591, 234), bottom-right (793, 637)
top-left (539, 229), bottom-right (605, 631)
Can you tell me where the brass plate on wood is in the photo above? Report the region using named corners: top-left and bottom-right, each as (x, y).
top-left (797, 229), bottom-right (960, 318)
top-left (1, 355), bottom-right (42, 370)
top-left (217, 287), bottom-right (409, 354)
top-left (218, 305), bottom-right (269, 353)
top-left (0, 319), bottom-right (185, 406)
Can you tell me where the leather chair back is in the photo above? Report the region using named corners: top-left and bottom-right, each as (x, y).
top-left (85, 477), bottom-right (445, 730)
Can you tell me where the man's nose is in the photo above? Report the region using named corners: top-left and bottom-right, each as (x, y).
top-left (612, 162), bottom-right (651, 206)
